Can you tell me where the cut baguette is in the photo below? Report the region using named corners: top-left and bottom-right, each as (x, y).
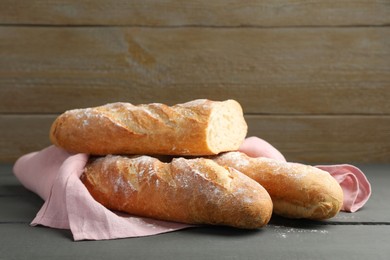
top-left (50, 99), bottom-right (247, 156)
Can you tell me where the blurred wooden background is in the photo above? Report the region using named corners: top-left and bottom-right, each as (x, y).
top-left (0, 0), bottom-right (389, 163)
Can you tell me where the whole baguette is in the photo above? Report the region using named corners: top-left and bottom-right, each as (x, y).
top-left (212, 152), bottom-right (343, 220)
top-left (81, 155), bottom-right (273, 229)
top-left (50, 99), bottom-right (247, 156)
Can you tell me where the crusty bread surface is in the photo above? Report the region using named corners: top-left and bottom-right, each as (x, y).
top-left (81, 155), bottom-right (273, 229)
top-left (50, 99), bottom-right (247, 156)
top-left (212, 152), bottom-right (343, 220)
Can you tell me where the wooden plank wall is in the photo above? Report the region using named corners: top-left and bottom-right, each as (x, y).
top-left (0, 0), bottom-right (389, 163)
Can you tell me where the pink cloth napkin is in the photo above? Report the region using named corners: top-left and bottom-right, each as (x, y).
top-left (13, 137), bottom-right (371, 240)
top-left (315, 164), bottom-right (371, 212)
top-left (13, 146), bottom-right (191, 241)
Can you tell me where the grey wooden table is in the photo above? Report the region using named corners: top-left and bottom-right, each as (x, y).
top-left (1, 164), bottom-right (389, 260)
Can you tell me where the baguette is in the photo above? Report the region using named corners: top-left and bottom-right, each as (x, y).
top-left (50, 99), bottom-right (247, 156)
top-left (81, 155), bottom-right (273, 229)
top-left (212, 152), bottom-right (343, 220)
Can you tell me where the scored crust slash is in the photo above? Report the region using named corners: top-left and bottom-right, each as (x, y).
top-left (50, 99), bottom-right (343, 228)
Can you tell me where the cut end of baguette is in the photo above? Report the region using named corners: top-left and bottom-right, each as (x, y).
top-left (206, 100), bottom-right (247, 154)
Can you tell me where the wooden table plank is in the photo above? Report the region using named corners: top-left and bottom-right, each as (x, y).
top-left (0, 223), bottom-right (389, 259)
top-left (0, 0), bottom-right (388, 26)
top-left (0, 27), bottom-right (389, 115)
top-left (0, 197), bottom-right (42, 223)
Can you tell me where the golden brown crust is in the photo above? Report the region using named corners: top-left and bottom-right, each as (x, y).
top-left (212, 152), bottom-right (343, 220)
top-left (50, 99), bottom-right (247, 156)
top-left (81, 155), bottom-right (273, 229)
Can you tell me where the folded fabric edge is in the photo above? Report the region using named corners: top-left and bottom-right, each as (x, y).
top-left (316, 164), bottom-right (372, 213)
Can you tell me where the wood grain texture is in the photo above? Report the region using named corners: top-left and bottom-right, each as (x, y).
top-left (246, 115), bottom-right (390, 163)
top-left (1, 1), bottom-right (388, 163)
top-left (1, 27), bottom-right (389, 114)
top-left (1, 115), bottom-right (389, 163)
top-left (0, 115), bottom-right (53, 163)
top-left (0, 0), bottom-right (389, 26)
